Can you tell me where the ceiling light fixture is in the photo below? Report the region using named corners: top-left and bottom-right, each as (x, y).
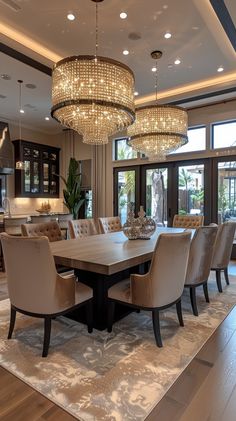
top-left (151, 66), bottom-right (157, 72)
top-left (217, 66), bottom-right (224, 72)
top-left (16, 80), bottom-right (25, 170)
top-left (123, 49), bottom-right (129, 55)
top-left (134, 91), bottom-right (139, 96)
top-left (51, 0), bottom-right (135, 145)
top-left (164, 32), bottom-right (172, 39)
top-left (127, 50), bottom-right (188, 161)
top-left (45, 117), bottom-right (50, 121)
top-left (67, 13), bottom-right (75, 21)
top-left (174, 58), bottom-right (181, 65)
top-left (120, 12), bottom-right (127, 19)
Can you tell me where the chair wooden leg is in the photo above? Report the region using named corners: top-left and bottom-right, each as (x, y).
top-left (8, 306), bottom-right (16, 339)
top-left (203, 282), bottom-right (210, 303)
top-left (176, 299), bottom-right (184, 327)
top-left (190, 287), bottom-right (198, 316)
top-left (224, 267), bottom-right (230, 285)
top-left (86, 299), bottom-right (93, 333)
top-left (107, 300), bottom-right (115, 333)
top-left (152, 309), bottom-right (163, 347)
top-left (42, 317), bottom-right (51, 358)
top-left (216, 270), bottom-right (223, 293)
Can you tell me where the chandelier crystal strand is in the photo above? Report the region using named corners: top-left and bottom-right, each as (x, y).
top-left (51, 0), bottom-right (135, 145)
top-left (127, 50), bottom-right (188, 159)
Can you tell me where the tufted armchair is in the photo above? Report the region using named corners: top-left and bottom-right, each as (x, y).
top-left (107, 231), bottom-right (191, 347)
top-left (0, 233), bottom-right (93, 357)
top-left (68, 219), bottom-right (98, 239)
top-left (21, 221), bottom-right (62, 242)
top-left (98, 216), bottom-right (122, 234)
top-left (173, 214), bottom-right (204, 229)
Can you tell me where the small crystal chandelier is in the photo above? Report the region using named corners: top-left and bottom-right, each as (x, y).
top-left (15, 80), bottom-right (25, 171)
top-left (51, 0), bottom-right (135, 145)
top-left (128, 51), bottom-right (188, 160)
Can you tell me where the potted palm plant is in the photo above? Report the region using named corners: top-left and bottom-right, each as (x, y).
top-left (57, 158), bottom-right (85, 219)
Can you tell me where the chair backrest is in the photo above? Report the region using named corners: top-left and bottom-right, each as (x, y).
top-left (21, 221), bottom-right (62, 242)
top-left (185, 226), bottom-right (218, 285)
top-left (173, 214), bottom-right (204, 229)
top-left (211, 221), bottom-right (236, 269)
top-left (0, 233), bottom-right (61, 314)
top-left (68, 218), bottom-right (98, 239)
top-left (30, 215), bottom-right (52, 224)
top-left (131, 232), bottom-right (191, 308)
top-left (99, 216), bottom-right (122, 234)
top-left (3, 217), bottom-right (28, 236)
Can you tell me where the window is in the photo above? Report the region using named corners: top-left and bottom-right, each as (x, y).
top-left (213, 120), bottom-right (236, 149)
top-left (114, 138), bottom-right (137, 160)
top-left (171, 126), bottom-right (206, 154)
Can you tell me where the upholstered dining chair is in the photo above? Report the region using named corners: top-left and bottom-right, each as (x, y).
top-left (21, 221), bottom-right (62, 242)
top-left (0, 233), bottom-right (93, 357)
top-left (3, 216), bottom-right (28, 236)
top-left (173, 214), bottom-right (204, 229)
top-left (57, 213), bottom-right (73, 239)
top-left (107, 231), bottom-right (191, 347)
top-left (68, 218), bottom-right (98, 239)
top-left (184, 225), bottom-right (218, 316)
top-left (98, 216), bottom-right (122, 234)
top-left (211, 221), bottom-right (236, 292)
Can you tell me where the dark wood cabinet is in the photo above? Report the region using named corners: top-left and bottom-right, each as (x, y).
top-left (13, 140), bottom-right (60, 198)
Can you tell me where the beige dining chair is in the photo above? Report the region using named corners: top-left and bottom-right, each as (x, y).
top-left (57, 213), bottom-right (73, 239)
top-left (173, 214), bottom-right (204, 229)
top-left (107, 231), bottom-right (191, 347)
top-left (1, 233), bottom-right (93, 357)
top-left (21, 221), bottom-right (62, 242)
top-left (68, 218), bottom-right (98, 239)
top-left (3, 216), bottom-right (28, 236)
top-left (99, 216), bottom-right (122, 234)
top-left (211, 221), bottom-right (236, 292)
top-left (184, 225), bottom-right (218, 316)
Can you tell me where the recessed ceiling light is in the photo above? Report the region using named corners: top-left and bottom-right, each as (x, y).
top-left (168, 64), bottom-right (173, 69)
top-left (67, 13), bottom-right (75, 21)
top-left (217, 66), bottom-right (224, 72)
top-left (123, 50), bottom-right (129, 55)
top-left (25, 83), bottom-right (36, 89)
top-left (45, 117), bottom-right (50, 121)
top-left (120, 12), bottom-right (127, 19)
top-left (1, 74), bottom-right (11, 80)
top-left (174, 59), bottom-right (181, 65)
top-left (151, 67), bottom-right (157, 72)
top-left (134, 91), bottom-right (139, 96)
top-left (19, 109), bottom-right (25, 114)
top-left (164, 32), bottom-right (172, 39)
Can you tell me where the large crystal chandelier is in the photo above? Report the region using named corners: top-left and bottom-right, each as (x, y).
top-left (51, 0), bottom-right (135, 145)
top-left (128, 51), bottom-right (188, 159)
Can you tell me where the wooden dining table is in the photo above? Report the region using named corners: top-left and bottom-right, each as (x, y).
top-left (50, 227), bottom-right (189, 330)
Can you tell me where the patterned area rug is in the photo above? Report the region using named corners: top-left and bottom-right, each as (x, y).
top-left (0, 272), bottom-right (236, 421)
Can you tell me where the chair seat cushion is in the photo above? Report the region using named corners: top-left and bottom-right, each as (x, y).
top-left (108, 279), bottom-right (132, 304)
top-left (75, 281), bottom-right (93, 304)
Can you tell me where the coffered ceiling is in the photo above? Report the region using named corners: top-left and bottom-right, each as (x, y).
top-left (0, 0), bottom-right (235, 133)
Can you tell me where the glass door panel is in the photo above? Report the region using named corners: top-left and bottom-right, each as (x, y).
top-left (217, 161), bottom-right (236, 223)
top-left (32, 161), bottom-right (39, 193)
top-left (24, 161), bottom-right (30, 193)
top-left (178, 164), bottom-right (204, 215)
top-left (146, 168), bottom-right (168, 225)
top-left (117, 170), bottom-right (136, 225)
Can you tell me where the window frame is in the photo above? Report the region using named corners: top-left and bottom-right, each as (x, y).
top-left (212, 119), bottom-right (236, 150)
top-left (114, 137), bottom-right (138, 161)
top-left (170, 124), bottom-right (206, 156)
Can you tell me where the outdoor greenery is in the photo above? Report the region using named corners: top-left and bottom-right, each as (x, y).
top-left (57, 158), bottom-right (84, 219)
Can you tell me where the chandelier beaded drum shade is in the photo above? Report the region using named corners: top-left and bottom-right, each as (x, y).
top-left (51, 56), bottom-right (135, 145)
top-left (127, 104), bottom-right (188, 156)
top-left (127, 50), bottom-right (188, 159)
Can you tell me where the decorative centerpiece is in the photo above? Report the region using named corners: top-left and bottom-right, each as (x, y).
top-left (123, 204), bottom-right (156, 240)
top-left (36, 201), bottom-right (51, 214)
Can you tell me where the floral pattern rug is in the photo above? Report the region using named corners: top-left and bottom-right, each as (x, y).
top-left (0, 272), bottom-right (236, 421)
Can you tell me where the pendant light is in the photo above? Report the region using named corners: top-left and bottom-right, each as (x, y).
top-left (51, 0), bottom-right (135, 145)
top-left (15, 80), bottom-right (25, 170)
top-left (128, 51), bottom-right (188, 160)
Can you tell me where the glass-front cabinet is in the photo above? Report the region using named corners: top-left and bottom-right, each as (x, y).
top-left (13, 140), bottom-right (60, 198)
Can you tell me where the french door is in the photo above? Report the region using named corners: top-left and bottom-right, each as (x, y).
top-left (114, 159), bottom-right (212, 226)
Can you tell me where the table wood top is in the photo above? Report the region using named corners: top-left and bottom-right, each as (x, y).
top-left (50, 227), bottom-right (189, 276)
